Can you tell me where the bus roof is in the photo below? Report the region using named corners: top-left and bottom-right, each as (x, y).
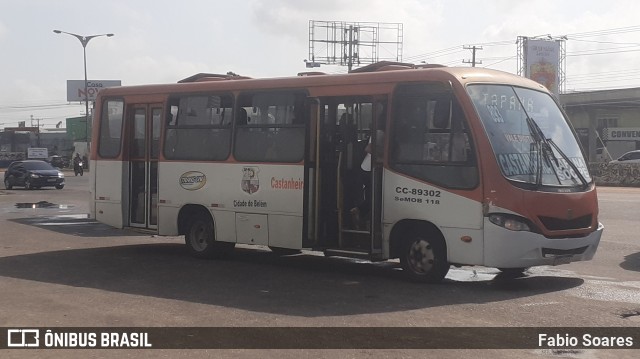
top-left (98, 64), bottom-right (547, 98)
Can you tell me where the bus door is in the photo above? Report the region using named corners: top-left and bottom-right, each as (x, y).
top-left (312, 97), bottom-right (386, 257)
top-left (127, 104), bottom-right (161, 230)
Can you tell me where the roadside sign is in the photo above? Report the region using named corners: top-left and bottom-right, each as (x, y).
top-left (28, 148), bottom-right (48, 159)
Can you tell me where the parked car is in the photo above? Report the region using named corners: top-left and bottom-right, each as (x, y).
top-left (4, 160), bottom-right (65, 190)
top-left (609, 150), bottom-right (640, 164)
top-left (48, 155), bottom-right (70, 169)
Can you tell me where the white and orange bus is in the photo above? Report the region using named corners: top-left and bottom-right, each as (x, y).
top-left (90, 62), bottom-right (603, 282)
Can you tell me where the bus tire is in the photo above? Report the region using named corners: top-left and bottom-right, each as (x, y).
top-left (399, 234), bottom-right (449, 283)
top-left (185, 212), bottom-right (234, 259)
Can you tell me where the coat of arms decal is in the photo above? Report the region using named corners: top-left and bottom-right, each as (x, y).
top-left (241, 167), bottom-right (260, 194)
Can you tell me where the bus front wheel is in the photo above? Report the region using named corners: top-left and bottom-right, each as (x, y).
top-left (185, 213), bottom-right (234, 259)
top-left (399, 235), bottom-right (449, 283)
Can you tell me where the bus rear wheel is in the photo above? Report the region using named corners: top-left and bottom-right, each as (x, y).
top-left (399, 235), bottom-right (449, 283)
top-left (185, 213), bottom-right (234, 259)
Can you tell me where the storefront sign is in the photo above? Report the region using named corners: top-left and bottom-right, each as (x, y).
top-left (604, 128), bottom-right (640, 141)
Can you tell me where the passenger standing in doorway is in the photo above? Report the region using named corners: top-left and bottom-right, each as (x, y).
top-left (351, 124), bottom-right (385, 229)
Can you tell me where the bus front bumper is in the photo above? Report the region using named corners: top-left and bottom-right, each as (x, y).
top-left (483, 220), bottom-right (603, 269)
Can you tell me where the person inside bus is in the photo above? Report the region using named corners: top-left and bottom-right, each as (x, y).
top-left (237, 107), bottom-right (248, 126)
top-left (338, 111), bottom-right (361, 215)
top-left (350, 111), bottom-right (386, 229)
top-left (264, 132), bottom-right (279, 161)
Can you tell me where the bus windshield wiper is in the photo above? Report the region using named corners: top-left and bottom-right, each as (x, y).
top-left (526, 114), bottom-right (588, 188)
top-left (513, 87), bottom-right (585, 188)
top-left (516, 91), bottom-right (551, 187)
top-left (545, 136), bottom-right (588, 187)
top-left (525, 116), bottom-right (545, 187)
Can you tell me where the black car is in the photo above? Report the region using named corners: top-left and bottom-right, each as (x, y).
top-left (48, 155), bottom-right (70, 169)
top-left (4, 160), bottom-right (65, 190)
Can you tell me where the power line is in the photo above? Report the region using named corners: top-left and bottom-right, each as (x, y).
top-left (565, 25), bottom-right (640, 39)
top-left (570, 38), bottom-right (640, 46)
top-left (405, 25), bottom-right (640, 65)
top-left (567, 75), bottom-right (640, 85)
top-left (402, 25), bottom-right (640, 91)
top-left (568, 72), bottom-right (640, 83)
top-left (565, 84), bottom-right (640, 91)
top-left (404, 48), bottom-right (466, 63)
top-left (569, 68), bottom-right (640, 79)
top-left (482, 56), bottom-right (517, 68)
top-left (0, 103), bottom-right (77, 110)
top-left (567, 48), bottom-right (640, 57)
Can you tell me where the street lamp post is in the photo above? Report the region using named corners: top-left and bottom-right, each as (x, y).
top-left (53, 30), bottom-right (114, 152)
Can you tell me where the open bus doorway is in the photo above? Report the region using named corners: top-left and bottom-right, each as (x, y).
top-left (314, 97), bottom-right (386, 258)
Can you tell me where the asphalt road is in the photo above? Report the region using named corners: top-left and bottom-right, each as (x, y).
top-left (0, 174), bottom-right (638, 358)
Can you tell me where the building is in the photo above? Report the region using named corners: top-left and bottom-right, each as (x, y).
top-left (560, 88), bottom-right (640, 162)
top-left (0, 124), bottom-right (78, 167)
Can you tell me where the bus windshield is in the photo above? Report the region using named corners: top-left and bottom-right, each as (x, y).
top-left (467, 84), bottom-right (591, 187)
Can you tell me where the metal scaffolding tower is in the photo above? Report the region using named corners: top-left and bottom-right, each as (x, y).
top-left (308, 21), bottom-right (403, 71)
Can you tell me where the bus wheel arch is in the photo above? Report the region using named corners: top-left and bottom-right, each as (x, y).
top-left (390, 219), bottom-right (450, 283)
top-left (179, 204), bottom-right (234, 259)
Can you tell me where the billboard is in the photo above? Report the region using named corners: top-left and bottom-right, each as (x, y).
top-left (67, 80), bottom-right (121, 102)
top-left (523, 39), bottom-right (560, 95)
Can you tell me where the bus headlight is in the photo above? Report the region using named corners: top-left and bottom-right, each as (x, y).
top-left (489, 213), bottom-right (531, 232)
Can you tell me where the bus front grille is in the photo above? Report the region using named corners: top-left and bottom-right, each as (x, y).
top-left (538, 214), bottom-right (592, 231)
top-left (542, 246), bottom-right (589, 257)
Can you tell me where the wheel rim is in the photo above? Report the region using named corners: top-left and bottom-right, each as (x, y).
top-left (25, 179), bottom-right (31, 189)
top-left (189, 220), bottom-right (209, 252)
top-left (407, 238), bottom-right (435, 275)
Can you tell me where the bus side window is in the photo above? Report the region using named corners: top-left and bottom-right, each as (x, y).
top-left (233, 91), bottom-right (306, 163)
top-left (98, 99), bottom-right (124, 158)
top-left (163, 94), bottom-right (233, 161)
top-left (450, 103), bottom-right (472, 162)
top-left (390, 83), bottom-right (478, 189)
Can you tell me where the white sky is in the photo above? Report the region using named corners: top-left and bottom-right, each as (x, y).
top-left (2, 0), bottom-right (640, 129)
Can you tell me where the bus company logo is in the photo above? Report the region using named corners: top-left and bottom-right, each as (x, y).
top-left (241, 167), bottom-right (260, 194)
top-left (179, 171), bottom-right (206, 191)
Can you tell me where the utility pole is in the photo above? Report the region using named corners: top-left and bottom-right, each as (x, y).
top-left (463, 45), bottom-right (483, 67)
top-left (31, 115), bottom-right (41, 147)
